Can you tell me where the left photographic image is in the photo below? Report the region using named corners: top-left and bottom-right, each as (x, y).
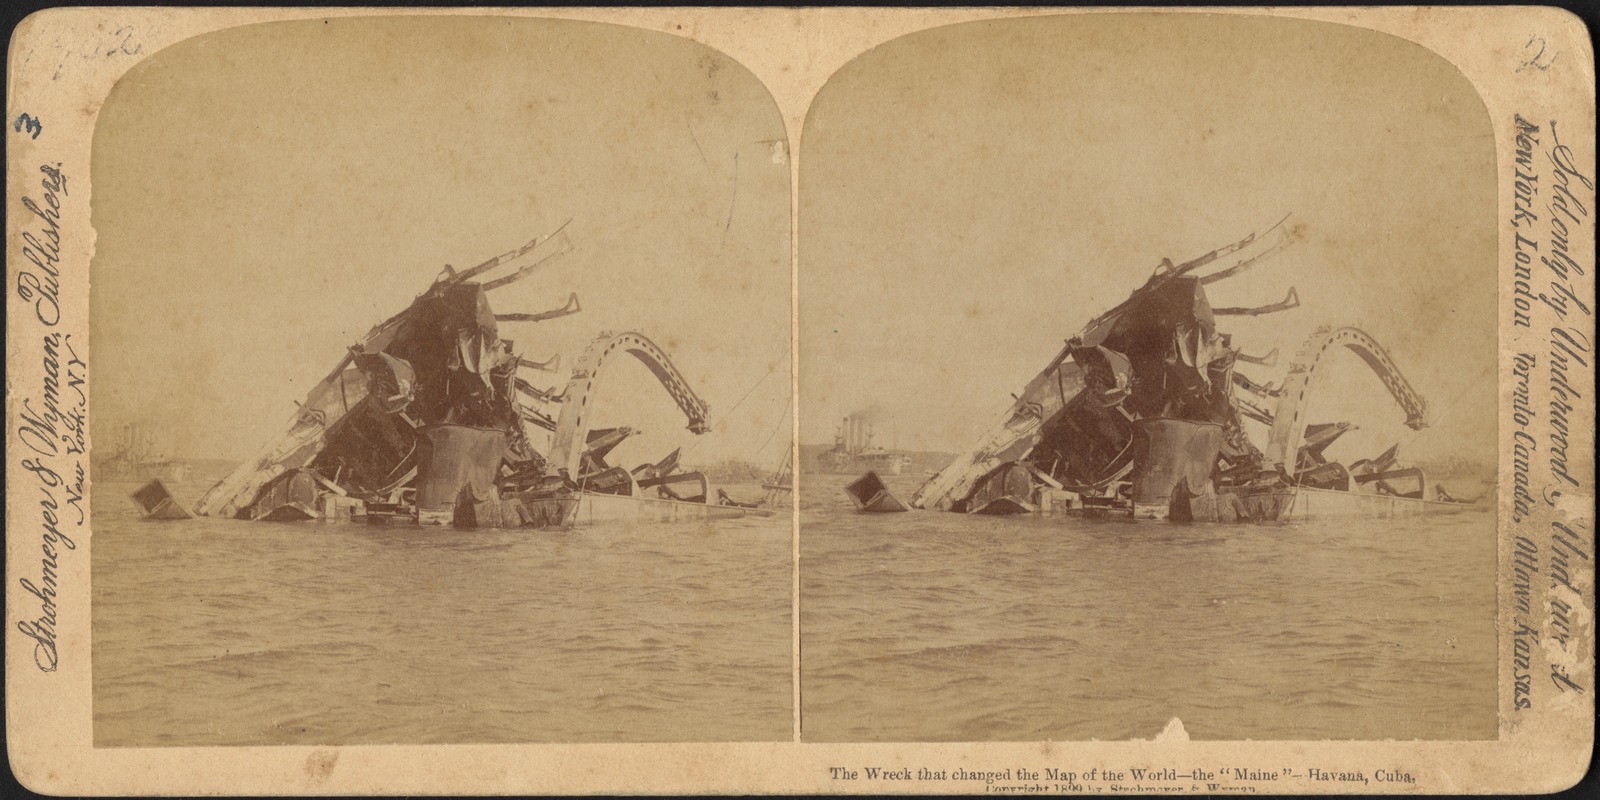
top-left (89, 16), bottom-right (793, 745)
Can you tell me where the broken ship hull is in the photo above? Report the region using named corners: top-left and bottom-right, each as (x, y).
top-left (913, 218), bottom-right (1484, 524)
top-left (192, 227), bottom-right (765, 531)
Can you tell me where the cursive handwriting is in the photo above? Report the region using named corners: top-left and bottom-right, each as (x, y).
top-left (12, 320), bottom-right (87, 675)
top-left (17, 456), bottom-right (76, 673)
top-left (18, 332), bottom-right (87, 459)
top-left (16, 162), bottom-right (68, 326)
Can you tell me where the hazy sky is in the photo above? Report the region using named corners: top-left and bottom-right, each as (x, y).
top-left (91, 17), bottom-right (791, 469)
top-left (90, 14), bottom-right (1500, 473)
top-left (800, 14), bottom-right (1497, 466)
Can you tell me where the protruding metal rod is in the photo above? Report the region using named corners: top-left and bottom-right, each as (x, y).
top-left (1199, 228), bottom-right (1291, 285)
top-left (1235, 396), bottom-right (1277, 426)
top-left (1232, 372), bottom-right (1284, 397)
top-left (496, 293), bottom-right (582, 323)
top-left (518, 408), bottom-right (558, 432)
top-left (514, 377), bottom-right (565, 403)
top-left (1215, 287), bottom-right (1300, 316)
top-left (518, 354), bottom-right (561, 372)
top-left (1065, 216), bottom-right (1297, 360)
top-left (481, 233), bottom-right (575, 291)
top-left (1173, 213), bottom-right (1292, 277)
top-left (1235, 348), bottom-right (1279, 367)
top-left (449, 219), bottom-right (573, 285)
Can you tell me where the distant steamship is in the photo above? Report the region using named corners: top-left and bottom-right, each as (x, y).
top-left (818, 413), bottom-right (912, 475)
top-left (100, 423), bottom-right (193, 483)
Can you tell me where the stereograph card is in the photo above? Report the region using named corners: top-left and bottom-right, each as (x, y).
top-left (5, 6), bottom-right (1594, 795)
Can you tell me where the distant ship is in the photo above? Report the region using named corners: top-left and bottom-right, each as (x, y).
top-left (817, 414), bottom-right (912, 475)
top-left (100, 423), bottom-right (193, 483)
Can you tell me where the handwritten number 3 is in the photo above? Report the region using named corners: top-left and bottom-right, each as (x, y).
top-left (14, 113), bottom-right (43, 139)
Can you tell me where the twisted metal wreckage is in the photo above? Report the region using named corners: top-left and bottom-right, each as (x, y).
top-left (138, 226), bottom-right (778, 527)
top-left (889, 217), bottom-right (1484, 523)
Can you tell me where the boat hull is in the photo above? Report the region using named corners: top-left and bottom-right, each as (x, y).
top-left (1283, 488), bottom-right (1485, 521)
top-left (1168, 484), bottom-right (1484, 523)
top-left (522, 491), bottom-right (759, 528)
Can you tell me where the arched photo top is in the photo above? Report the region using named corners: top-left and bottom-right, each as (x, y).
top-left (798, 11), bottom-right (1496, 471)
top-left (803, 12), bottom-right (1490, 146)
top-left (89, 14), bottom-right (792, 475)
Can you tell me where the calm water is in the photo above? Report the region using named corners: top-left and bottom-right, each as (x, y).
top-left (93, 480), bottom-right (792, 746)
top-left (799, 473), bottom-right (1498, 742)
top-left (95, 471), bottom-right (1499, 745)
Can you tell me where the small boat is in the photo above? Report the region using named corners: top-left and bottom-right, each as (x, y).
top-left (844, 471), bottom-right (908, 513)
top-left (130, 479), bottom-right (192, 520)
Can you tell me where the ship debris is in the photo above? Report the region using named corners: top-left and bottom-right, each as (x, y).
top-left (192, 226), bottom-right (763, 528)
top-left (845, 471), bottom-right (909, 513)
top-left (911, 216), bottom-right (1483, 522)
top-left (131, 479), bottom-right (193, 520)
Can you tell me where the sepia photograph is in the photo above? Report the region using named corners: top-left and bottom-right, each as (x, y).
top-left (799, 13), bottom-right (1500, 742)
top-left (86, 15), bottom-right (793, 745)
top-left (4, 5), bottom-right (1592, 796)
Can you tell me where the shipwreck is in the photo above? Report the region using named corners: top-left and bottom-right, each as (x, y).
top-left (910, 217), bottom-right (1483, 522)
top-left (176, 226), bottom-right (762, 528)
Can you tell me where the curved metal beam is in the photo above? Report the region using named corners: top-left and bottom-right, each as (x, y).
top-left (548, 332), bottom-right (710, 478)
top-left (1264, 326), bottom-right (1428, 468)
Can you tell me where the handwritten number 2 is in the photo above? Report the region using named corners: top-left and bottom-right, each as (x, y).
top-left (1519, 35), bottom-right (1557, 73)
top-left (14, 113), bottom-right (43, 139)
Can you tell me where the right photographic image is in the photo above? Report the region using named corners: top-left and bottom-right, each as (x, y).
top-left (798, 14), bottom-right (1498, 742)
